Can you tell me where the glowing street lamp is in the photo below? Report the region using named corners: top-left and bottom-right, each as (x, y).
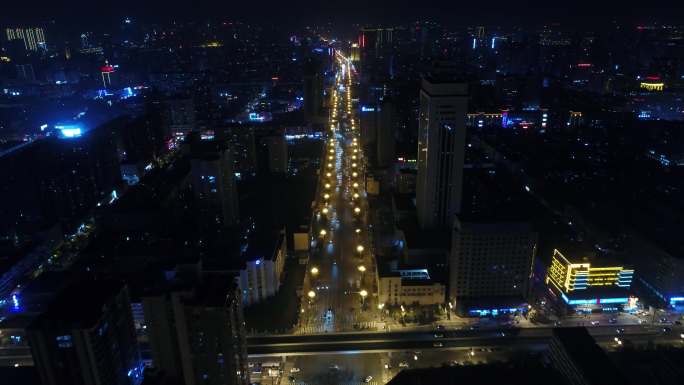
top-left (359, 289), bottom-right (368, 306)
top-left (326, 172), bottom-right (332, 177)
top-left (319, 229), bottom-right (327, 237)
top-left (353, 182), bottom-right (359, 188)
top-left (322, 208), bottom-right (329, 215)
top-left (356, 245), bottom-right (364, 253)
top-left (355, 228), bottom-right (361, 234)
top-left (353, 193), bottom-right (359, 199)
top-left (354, 207), bottom-right (361, 214)
top-left (307, 290), bottom-right (316, 299)
top-left (358, 265), bottom-right (366, 273)
top-left (325, 183), bottom-right (331, 189)
top-left (323, 193), bottom-right (330, 200)
top-left (352, 172), bottom-right (358, 178)
top-left (327, 163), bottom-right (333, 168)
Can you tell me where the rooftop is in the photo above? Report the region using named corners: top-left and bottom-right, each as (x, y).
top-left (388, 360), bottom-right (565, 385)
top-left (29, 278), bottom-right (127, 330)
top-left (552, 327), bottom-right (625, 385)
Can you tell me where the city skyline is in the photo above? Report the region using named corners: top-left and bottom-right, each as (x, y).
top-left (1, 7), bottom-right (684, 385)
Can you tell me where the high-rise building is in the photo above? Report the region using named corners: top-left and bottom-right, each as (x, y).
top-left (303, 59), bottom-right (323, 121)
top-left (450, 220), bottom-right (537, 317)
top-left (262, 134), bottom-right (288, 174)
top-left (142, 278), bottom-right (248, 385)
top-left (190, 137), bottom-right (239, 228)
top-left (359, 27), bottom-right (394, 59)
top-left (218, 125), bottom-right (257, 176)
top-left (27, 279), bottom-right (142, 385)
top-left (548, 328), bottom-right (624, 385)
top-left (359, 103), bottom-right (379, 146)
top-left (238, 228), bottom-right (287, 306)
top-left (376, 97), bottom-right (396, 168)
top-left (164, 97), bottom-right (196, 139)
top-left (15, 64), bottom-right (35, 82)
top-left (416, 74), bottom-right (468, 229)
top-left (5, 27), bottom-right (46, 51)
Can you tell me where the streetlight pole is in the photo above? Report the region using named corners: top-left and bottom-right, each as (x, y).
top-left (360, 289), bottom-right (368, 309)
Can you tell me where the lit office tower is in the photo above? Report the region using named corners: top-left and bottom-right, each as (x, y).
top-left (27, 279), bottom-right (142, 385)
top-left (5, 27), bottom-right (46, 51)
top-left (142, 278), bottom-right (248, 385)
top-left (416, 73), bottom-right (468, 229)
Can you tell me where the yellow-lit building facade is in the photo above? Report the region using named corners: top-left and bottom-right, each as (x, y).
top-left (640, 82), bottom-right (664, 92)
top-left (546, 249), bottom-right (635, 309)
top-left (350, 43), bottom-right (361, 62)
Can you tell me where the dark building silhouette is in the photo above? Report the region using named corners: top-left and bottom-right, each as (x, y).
top-left (303, 58), bottom-right (323, 122)
top-left (142, 277), bottom-right (248, 385)
top-left (27, 279), bottom-right (141, 385)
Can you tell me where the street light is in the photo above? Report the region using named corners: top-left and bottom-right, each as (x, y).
top-left (354, 207), bottom-right (361, 214)
top-left (356, 245), bottom-right (364, 253)
top-left (325, 183), bottom-right (331, 189)
top-left (355, 228), bottom-right (361, 234)
top-left (323, 193), bottom-right (330, 200)
top-left (319, 229), bottom-right (327, 237)
top-left (352, 172), bottom-right (358, 178)
top-left (353, 182), bottom-right (359, 188)
top-left (322, 208), bottom-right (329, 215)
top-left (311, 267), bottom-right (319, 275)
top-left (353, 193), bottom-right (359, 199)
top-left (358, 265), bottom-right (366, 273)
top-left (359, 289), bottom-right (368, 306)
top-left (307, 290), bottom-right (316, 299)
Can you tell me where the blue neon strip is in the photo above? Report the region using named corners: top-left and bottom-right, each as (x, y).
top-left (599, 298), bottom-right (629, 304)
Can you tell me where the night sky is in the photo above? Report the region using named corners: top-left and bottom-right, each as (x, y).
top-left (3, 1), bottom-right (684, 27)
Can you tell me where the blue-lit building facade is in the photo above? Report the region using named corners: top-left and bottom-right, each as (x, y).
top-left (635, 248), bottom-right (684, 312)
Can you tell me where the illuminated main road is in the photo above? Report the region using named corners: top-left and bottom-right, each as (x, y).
top-left (301, 52), bottom-right (377, 334)
top-left (248, 324), bottom-right (684, 357)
